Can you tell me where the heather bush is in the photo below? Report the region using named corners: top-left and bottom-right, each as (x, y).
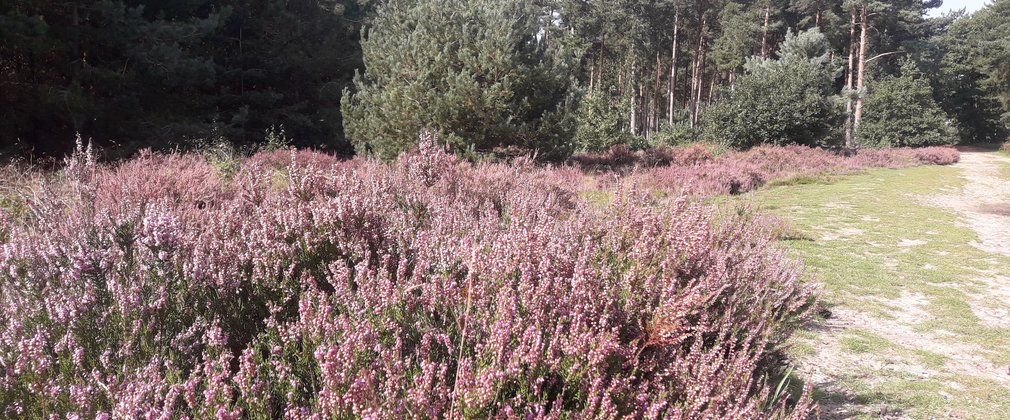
top-left (571, 143), bottom-right (716, 172)
top-left (0, 139), bottom-right (817, 418)
top-left (620, 144), bottom-right (959, 197)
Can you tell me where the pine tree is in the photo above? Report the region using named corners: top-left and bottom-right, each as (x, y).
top-left (341, 0), bottom-right (577, 160)
top-left (712, 2), bottom-right (761, 77)
top-left (703, 29), bottom-right (842, 148)
top-left (941, 0), bottom-right (1010, 141)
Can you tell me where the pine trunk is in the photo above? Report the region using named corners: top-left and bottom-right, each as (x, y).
top-left (597, 33), bottom-right (606, 90)
top-left (654, 52), bottom-right (661, 133)
top-left (690, 18), bottom-right (707, 127)
top-left (761, 6), bottom-right (771, 58)
top-left (844, 6), bottom-right (857, 148)
top-left (668, 10), bottom-right (680, 124)
top-left (708, 75), bottom-right (717, 105)
top-left (630, 63), bottom-right (638, 135)
top-left (853, 5), bottom-right (869, 143)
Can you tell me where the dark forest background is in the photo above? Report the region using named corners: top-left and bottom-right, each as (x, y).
top-left (2, 0), bottom-right (1008, 160)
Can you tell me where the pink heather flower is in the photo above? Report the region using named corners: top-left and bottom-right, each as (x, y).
top-left (3, 140), bottom-right (944, 417)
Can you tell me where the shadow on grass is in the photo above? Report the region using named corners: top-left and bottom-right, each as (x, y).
top-left (811, 381), bottom-right (910, 420)
top-left (793, 304), bottom-right (912, 419)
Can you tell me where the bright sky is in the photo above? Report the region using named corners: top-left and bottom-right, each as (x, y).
top-left (928, 0), bottom-right (990, 16)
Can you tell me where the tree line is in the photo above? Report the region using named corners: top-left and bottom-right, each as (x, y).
top-left (2, 0), bottom-right (1009, 160)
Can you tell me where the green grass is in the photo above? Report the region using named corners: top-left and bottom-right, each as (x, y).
top-left (740, 162), bottom-right (1010, 418)
top-left (839, 329), bottom-right (896, 354)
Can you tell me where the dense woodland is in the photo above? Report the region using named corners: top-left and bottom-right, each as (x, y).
top-left (2, 0), bottom-right (1009, 160)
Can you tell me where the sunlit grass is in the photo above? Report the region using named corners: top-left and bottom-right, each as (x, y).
top-left (741, 162), bottom-right (1010, 418)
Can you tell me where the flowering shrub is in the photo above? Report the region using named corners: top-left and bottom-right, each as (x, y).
top-left (571, 144), bottom-right (716, 171)
top-left (0, 140), bottom-right (817, 418)
top-left (602, 145), bottom-right (959, 197)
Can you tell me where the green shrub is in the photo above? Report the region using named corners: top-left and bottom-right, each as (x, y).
top-left (858, 60), bottom-right (958, 148)
top-left (704, 29), bottom-right (842, 149)
top-left (649, 121), bottom-right (701, 147)
top-left (572, 89), bottom-right (633, 152)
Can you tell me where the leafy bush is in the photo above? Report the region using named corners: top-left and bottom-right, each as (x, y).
top-left (858, 60), bottom-right (958, 148)
top-left (573, 89), bottom-right (634, 152)
top-left (0, 139), bottom-right (816, 418)
top-left (703, 29), bottom-right (842, 149)
top-left (649, 121), bottom-right (701, 147)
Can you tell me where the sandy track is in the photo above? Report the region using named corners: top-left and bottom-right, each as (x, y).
top-left (799, 149), bottom-right (1010, 419)
top-left (928, 150), bottom-right (1010, 257)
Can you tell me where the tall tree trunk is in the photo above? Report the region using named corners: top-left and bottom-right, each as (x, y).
top-left (643, 82), bottom-right (651, 137)
top-left (693, 65), bottom-right (704, 126)
top-left (596, 33), bottom-right (606, 90)
top-left (708, 75), bottom-right (717, 105)
top-left (668, 10), bottom-right (680, 125)
top-left (630, 63), bottom-right (638, 135)
top-left (853, 5), bottom-right (869, 144)
top-left (844, 6), bottom-right (857, 148)
top-left (689, 59), bottom-right (699, 127)
top-left (761, 5), bottom-right (771, 58)
top-left (654, 52), bottom-right (661, 133)
top-left (543, 8), bottom-right (553, 48)
top-left (815, 9), bottom-right (821, 27)
top-left (71, 4), bottom-right (82, 132)
top-left (690, 17), bottom-right (707, 127)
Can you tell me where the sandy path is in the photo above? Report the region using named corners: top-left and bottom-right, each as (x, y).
top-left (928, 149), bottom-right (1010, 257)
top-left (798, 149), bottom-right (1010, 419)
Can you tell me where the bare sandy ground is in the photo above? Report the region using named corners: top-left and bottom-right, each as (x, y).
top-left (799, 149), bottom-right (1010, 419)
top-left (928, 150), bottom-right (1010, 257)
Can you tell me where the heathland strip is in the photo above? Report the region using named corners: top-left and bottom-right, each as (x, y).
top-left (753, 151), bottom-right (1010, 419)
top-left (0, 142), bottom-right (963, 417)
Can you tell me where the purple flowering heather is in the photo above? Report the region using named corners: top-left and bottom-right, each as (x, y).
top-left (578, 144), bottom-right (959, 197)
top-left (0, 139), bottom-right (850, 418)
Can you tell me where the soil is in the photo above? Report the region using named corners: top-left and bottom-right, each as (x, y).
top-left (798, 150), bottom-right (1010, 419)
top-left (928, 150), bottom-right (1010, 257)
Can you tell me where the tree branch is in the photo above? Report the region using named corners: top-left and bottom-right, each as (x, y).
top-left (867, 50), bottom-right (904, 63)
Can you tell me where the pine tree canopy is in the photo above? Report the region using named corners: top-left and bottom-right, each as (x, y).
top-left (341, 0), bottom-right (577, 160)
